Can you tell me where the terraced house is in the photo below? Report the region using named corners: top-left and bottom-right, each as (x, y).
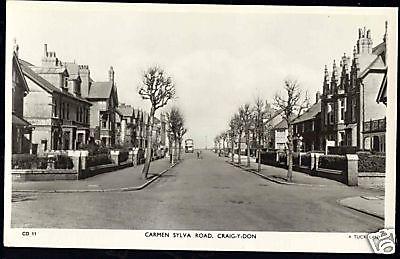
top-left (320, 24), bottom-right (387, 153)
top-left (20, 45), bottom-right (92, 154)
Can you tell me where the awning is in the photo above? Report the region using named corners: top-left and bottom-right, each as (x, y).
top-left (12, 114), bottom-right (31, 127)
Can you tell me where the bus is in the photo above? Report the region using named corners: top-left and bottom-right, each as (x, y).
top-left (185, 139), bottom-right (194, 153)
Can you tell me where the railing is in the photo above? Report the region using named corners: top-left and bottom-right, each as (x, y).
top-left (364, 118), bottom-right (386, 133)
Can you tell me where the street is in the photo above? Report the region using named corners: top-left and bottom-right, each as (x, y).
top-left (12, 150), bottom-right (383, 232)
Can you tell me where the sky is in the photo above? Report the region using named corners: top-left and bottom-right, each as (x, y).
top-left (7, 2), bottom-right (392, 148)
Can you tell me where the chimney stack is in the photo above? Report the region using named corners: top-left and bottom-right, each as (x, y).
top-left (44, 44), bottom-right (48, 57)
top-left (109, 66), bottom-right (114, 83)
top-left (316, 91), bottom-right (321, 103)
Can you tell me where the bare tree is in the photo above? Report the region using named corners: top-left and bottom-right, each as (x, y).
top-left (253, 96), bottom-right (272, 172)
top-left (235, 111), bottom-right (244, 165)
top-left (166, 106), bottom-right (186, 162)
top-left (239, 104), bottom-right (254, 167)
top-left (138, 66), bottom-right (175, 179)
top-left (229, 115), bottom-right (239, 163)
top-left (273, 79), bottom-right (309, 182)
top-left (221, 131), bottom-right (228, 156)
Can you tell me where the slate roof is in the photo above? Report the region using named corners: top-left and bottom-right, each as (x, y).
top-left (292, 101), bottom-right (321, 124)
top-left (359, 55), bottom-right (386, 79)
top-left (30, 66), bottom-right (68, 75)
top-left (13, 52), bottom-right (29, 92)
top-left (87, 81), bottom-right (113, 99)
top-left (12, 113), bottom-right (31, 126)
top-left (19, 59), bottom-right (91, 104)
top-left (273, 119), bottom-right (288, 130)
top-left (117, 104), bottom-right (134, 117)
top-left (63, 62), bottom-right (80, 75)
top-left (373, 41), bottom-right (386, 56)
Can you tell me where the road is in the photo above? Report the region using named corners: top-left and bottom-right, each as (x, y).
top-left (11, 150), bottom-right (383, 232)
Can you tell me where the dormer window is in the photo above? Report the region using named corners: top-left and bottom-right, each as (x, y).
top-left (63, 77), bottom-right (69, 91)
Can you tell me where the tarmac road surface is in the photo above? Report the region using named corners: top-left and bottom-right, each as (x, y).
top-left (11, 150), bottom-right (383, 232)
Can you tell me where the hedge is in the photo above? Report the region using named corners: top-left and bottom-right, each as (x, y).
top-left (12, 154), bottom-right (73, 169)
top-left (300, 153), bottom-right (311, 167)
top-left (86, 154), bottom-right (113, 168)
top-left (80, 143), bottom-right (110, 155)
top-left (12, 154), bottom-right (48, 169)
top-left (357, 152), bottom-right (385, 173)
top-left (53, 155), bottom-right (74, 169)
top-left (118, 150), bottom-right (129, 163)
top-left (278, 152), bottom-right (287, 164)
top-left (260, 151), bottom-right (276, 165)
top-left (318, 155), bottom-right (346, 171)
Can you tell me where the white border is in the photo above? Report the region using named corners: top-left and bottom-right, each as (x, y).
top-left (4, 1), bottom-right (398, 253)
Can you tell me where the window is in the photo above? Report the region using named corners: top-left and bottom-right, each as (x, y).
top-left (76, 107), bottom-right (79, 121)
top-left (66, 103), bottom-right (70, 120)
top-left (327, 103), bottom-right (334, 125)
top-left (352, 97), bottom-right (357, 122)
top-left (53, 99), bottom-right (58, 118)
top-left (62, 103), bottom-right (65, 119)
top-left (311, 121), bottom-right (315, 131)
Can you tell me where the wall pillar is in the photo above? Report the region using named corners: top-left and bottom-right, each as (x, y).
top-left (110, 150), bottom-right (120, 165)
top-left (67, 150), bottom-right (81, 171)
top-left (346, 154), bottom-right (359, 186)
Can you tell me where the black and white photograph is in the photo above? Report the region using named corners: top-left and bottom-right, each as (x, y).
top-left (3, 1), bottom-right (397, 253)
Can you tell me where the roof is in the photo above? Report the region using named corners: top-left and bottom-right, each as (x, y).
top-left (87, 81), bottom-right (113, 99)
top-left (273, 119), bottom-right (288, 130)
top-left (63, 62), bottom-right (80, 75)
top-left (117, 104), bottom-right (134, 117)
top-left (292, 101), bottom-right (321, 124)
top-left (373, 41), bottom-right (386, 56)
top-left (30, 66), bottom-right (68, 75)
top-left (12, 113), bottom-right (31, 126)
top-left (19, 59), bottom-right (91, 104)
top-left (359, 55), bottom-right (386, 79)
top-left (13, 52), bottom-right (29, 92)
top-left (376, 70), bottom-right (387, 104)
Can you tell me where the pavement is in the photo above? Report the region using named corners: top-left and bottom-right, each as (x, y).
top-left (12, 158), bottom-right (172, 192)
top-left (226, 152), bottom-right (385, 219)
top-left (11, 150), bottom-right (384, 231)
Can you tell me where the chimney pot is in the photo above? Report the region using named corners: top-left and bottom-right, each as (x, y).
top-left (44, 44), bottom-right (48, 57)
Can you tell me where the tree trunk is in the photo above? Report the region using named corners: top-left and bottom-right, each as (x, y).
top-left (142, 107), bottom-right (155, 179)
top-left (178, 138), bottom-right (182, 160)
top-left (173, 137), bottom-right (178, 162)
top-left (237, 132), bottom-right (242, 164)
top-left (246, 131), bottom-right (250, 167)
top-left (168, 135), bottom-right (172, 163)
top-left (231, 135), bottom-right (234, 163)
top-left (257, 132), bottom-right (261, 172)
top-left (287, 123), bottom-right (293, 182)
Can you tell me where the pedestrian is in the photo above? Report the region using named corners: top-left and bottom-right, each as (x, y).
top-left (197, 151), bottom-right (200, 159)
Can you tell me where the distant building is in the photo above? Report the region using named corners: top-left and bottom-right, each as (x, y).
top-left (116, 103), bottom-right (135, 147)
top-left (20, 45), bottom-right (91, 154)
top-left (11, 42), bottom-right (33, 154)
top-left (264, 109), bottom-right (284, 150)
top-left (271, 119), bottom-right (289, 151)
top-left (293, 93), bottom-right (322, 152)
top-left (320, 24), bottom-right (387, 152)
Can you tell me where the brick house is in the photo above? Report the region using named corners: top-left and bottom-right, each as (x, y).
top-left (320, 25), bottom-right (387, 152)
top-left (19, 47), bottom-right (92, 154)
